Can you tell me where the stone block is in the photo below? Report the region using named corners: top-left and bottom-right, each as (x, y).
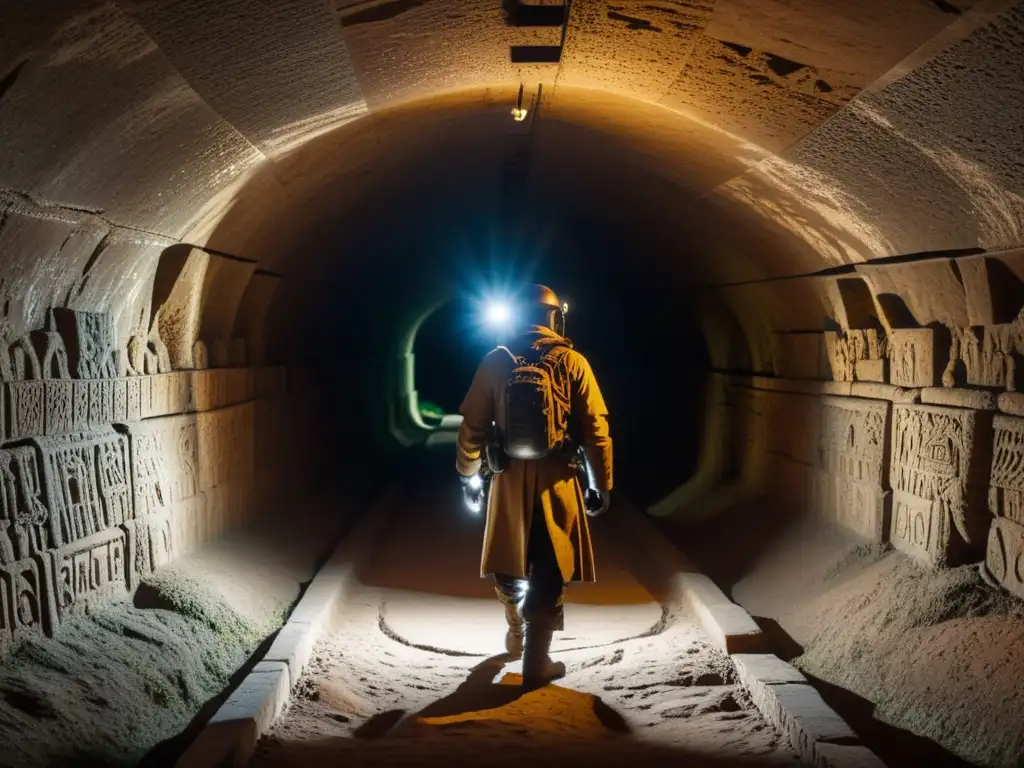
top-left (675, 573), bottom-right (765, 654)
top-left (44, 380), bottom-right (74, 436)
top-left (112, 379), bottom-right (128, 422)
top-left (854, 358), bottom-right (886, 383)
top-left (123, 414), bottom-right (201, 518)
top-left (921, 387), bottom-right (997, 410)
top-left (772, 332), bottom-right (829, 380)
top-left (50, 526), bottom-right (130, 619)
top-left (51, 308), bottom-right (120, 379)
top-left (0, 555), bottom-right (58, 654)
top-left (88, 379), bottom-right (113, 427)
top-left (889, 328), bottom-right (937, 387)
top-left (890, 404), bottom-right (992, 566)
top-left (849, 382), bottom-right (919, 403)
top-left (989, 414), bottom-right (1024, 525)
top-left (731, 654), bottom-right (808, 686)
top-left (210, 660), bottom-right (289, 736)
top-left (813, 397), bottom-right (892, 541)
top-left (8, 380), bottom-right (45, 440)
top-left (125, 377), bottom-right (142, 422)
top-left (825, 329), bottom-right (886, 383)
top-left (997, 391), bottom-right (1024, 417)
top-left (986, 517), bottom-right (1024, 600)
top-left (750, 681), bottom-right (859, 765)
top-left (264, 621), bottom-right (317, 685)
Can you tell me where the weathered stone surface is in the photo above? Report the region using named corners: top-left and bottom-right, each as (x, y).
top-left (197, 403), bottom-right (255, 492)
top-left (0, 446), bottom-right (53, 563)
top-left (0, 556), bottom-right (57, 654)
top-left (44, 380), bottom-right (74, 436)
top-left (997, 391), bottom-right (1024, 417)
top-left (122, 414), bottom-right (201, 520)
top-left (51, 309), bottom-right (121, 379)
top-left (890, 404), bottom-right (992, 566)
top-left (849, 382), bottom-right (919, 403)
top-left (88, 379), bottom-right (114, 428)
top-left (813, 397), bottom-right (891, 541)
top-left (989, 415), bottom-right (1024, 526)
top-left (889, 328), bottom-right (936, 387)
top-left (825, 329), bottom-right (886, 383)
top-left (815, 743), bottom-right (888, 768)
top-left (50, 526), bottom-right (131, 619)
top-left (945, 324), bottom-right (1022, 390)
top-left (30, 429), bottom-right (133, 548)
top-left (921, 387), bottom-right (997, 411)
top-left (8, 380), bottom-right (45, 440)
top-left (732, 654), bottom-right (808, 686)
top-left (986, 517), bottom-right (1024, 600)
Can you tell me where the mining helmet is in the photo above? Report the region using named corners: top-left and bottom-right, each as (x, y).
top-left (526, 283), bottom-right (567, 335)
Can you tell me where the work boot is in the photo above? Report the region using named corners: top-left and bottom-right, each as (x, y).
top-left (521, 620), bottom-right (565, 690)
top-left (504, 601), bottom-right (525, 658)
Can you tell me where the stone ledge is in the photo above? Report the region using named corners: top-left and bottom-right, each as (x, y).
top-left (732, 654), bottom-right (886, 767)
top-left (921, 387), bottom-right (997, 410)
top-left (175, 661), bottom-right (288, 768)
top-left (173, 486), bottom-right (401, 768)
top-left (676, 573), bottom-right (765, 654)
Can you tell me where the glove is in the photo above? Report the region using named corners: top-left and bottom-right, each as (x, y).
top-left (459, 473), bottom-right (485, 515)
top-left (584, 488), bottom-right (611, 518)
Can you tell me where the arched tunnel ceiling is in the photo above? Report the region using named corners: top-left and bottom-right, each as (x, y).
top-left (2, 0), bottom-right (1024, 341)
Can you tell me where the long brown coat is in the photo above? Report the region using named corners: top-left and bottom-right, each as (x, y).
top-left (456, 326), bottom-right (613, 584)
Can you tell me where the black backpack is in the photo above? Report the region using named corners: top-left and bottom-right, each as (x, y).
top-left (498, 343), bottom-right (572, 460)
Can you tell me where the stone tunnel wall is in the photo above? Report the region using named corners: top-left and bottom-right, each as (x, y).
top-left (0, 196), bottom-right (326, 660)
top-left (694, 247), bottom-right (1024, 602)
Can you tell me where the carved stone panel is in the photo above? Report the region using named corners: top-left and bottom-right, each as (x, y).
top-left (50, 526), bottom-right (130, 619)
top-left (88, 379), bottom-right (113, 428)
top-left (126, 377), bottom-right (142, 422)
top-left (825, 329), bottom-right (887, 383)
top-left (72, 381), bottom-right (90, 431)
top-left (31, 429), bottom-right (133, 547)
top-left (44, 380), bottom-right (73, 436)
top-left (889, 329), bottom-right (937, 388)
top-left (945, 324), bottom-right (1022, 390)
top-left (989, 414), bottom-right (1024, 526)
top-left (112, 379), bottom-right (128, 423)
top-left (8, 380), bottom-right (45, 440)
top-left (51, 309), bottom-right (120, 379)
top-left (0, 447), bottom-right (52, 564)
top-left (814, 397), bottom-right (891, 541)
top-left (889, 404), bottom-right (992, 566)
top-left (123, 414), bottom-right (200, 518)
top-left (986, 517), bottom-right (1024, 600)
top-left (0, 556), bottom-right (57, 654)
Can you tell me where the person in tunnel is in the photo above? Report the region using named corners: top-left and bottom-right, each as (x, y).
top-left (455, 283), bottom-right (613, 690)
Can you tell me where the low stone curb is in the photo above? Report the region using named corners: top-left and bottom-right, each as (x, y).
top-left (732, 654), bottom-right (887, 767)
top-left (618, 500), bottom-right (887, 767)
top-left (174, 486), bottom-right (402, 768)
top-left (613, 499), bottom-right (765, 653)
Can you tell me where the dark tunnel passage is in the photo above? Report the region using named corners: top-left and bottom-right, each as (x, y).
top-left (2, 1), bottom-right (1024, 767)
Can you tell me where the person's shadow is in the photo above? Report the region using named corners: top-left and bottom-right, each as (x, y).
top-left (354, 654), bottom-right (630, 739)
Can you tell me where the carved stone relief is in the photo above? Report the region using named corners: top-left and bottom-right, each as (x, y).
top-left (124, 414), bottom-right (200, 519)
top-left (987, 517), bottom-right (1024, 600)
top-left (50, 526), bottom-right (131, 619)
top-left (943, 323), bottom-right (1023, 390)
top-left (813, 397), bottom-right (891, 541)
top-left (824, 329), bottom-right (887, 383)
top-left (888, 329), bottom-right (937, 388)
top-left (51, 309), bottom-right (121, 379)
top-left (8, 380), bottom-right (45, 440)
top-left (0, 447), bottom-right (52, 563)
top-left (889, 404), bottom-right (991, 566)
top-left (29, 429), bottom-right (133, 548)
top-left (0, 557), bottom-right (56, 654)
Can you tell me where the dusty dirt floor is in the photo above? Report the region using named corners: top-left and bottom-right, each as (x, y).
top-left (671, 497), bottom-right (1024, 768)
top-left (250, 483), bottom-right (802, 768)
top-left (0, 497), bottom-right (352, 768)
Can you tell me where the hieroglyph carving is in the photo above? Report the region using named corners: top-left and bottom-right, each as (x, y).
top-left (824, 329), bottom-right (887, 383)
top-left (814, 397), bottom-right (891, 541)
top-left (944, 324), bottom-right (1021, 390)
top-left (889, 329), bottom-right (936, 388)
top-left (890, 405), bottom-right (990, 566)
top-left (30, 429), bottom-right (133, 547)
top-left (51, 526), bottom-right (130, 618)
top-left (987, 517), bottom-right (1024, 600)
top-left (0, 557), bottom-right (56, 654)
top-left (51, 309), bottom-right (120, 379)
top-left (988, 414), bottom-right (1024, 525)
top-left (126, 414), bottom-right (200, 517)
top-left (0, 447), bottom-right (51, 563)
